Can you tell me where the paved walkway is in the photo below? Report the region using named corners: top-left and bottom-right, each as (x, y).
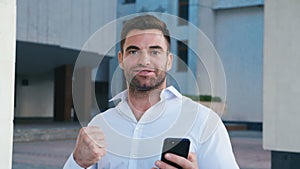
top-left (12, 126), bottom-right (270, 169)
top-left (230, 131), bottom-right (271, 169)
top-left (13, 140), bottom-right (75, 169)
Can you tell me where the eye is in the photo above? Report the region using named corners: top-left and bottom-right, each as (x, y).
top-left (127, 50), bottom-right (138, 55)
top-left (150, 49), bottom-right (161, 56)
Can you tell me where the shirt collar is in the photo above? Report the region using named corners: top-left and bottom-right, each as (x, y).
top-left (109, 90), bottom-right (128, 102)
top-left (109, 85), bottom-right (182, 102)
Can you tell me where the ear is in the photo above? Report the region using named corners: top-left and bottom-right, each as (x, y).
top-left (166, 52), bottom-right (173, 71)
top-left (118, 51), bottom-right (124, 69)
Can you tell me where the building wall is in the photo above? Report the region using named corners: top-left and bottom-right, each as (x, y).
top-left (16, 0), bottom-right (117, 118)
top-left (198, 0), bottom-right (264, 122)
top-left (215, 6), bottom-right (264, 122)
top-left (17, 0), bottom-right (117, 52)
top-left (15, 72), bottom-right (54, 117)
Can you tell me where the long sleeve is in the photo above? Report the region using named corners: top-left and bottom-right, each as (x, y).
top-left (198, 120), bottom-right (240, 169)
top-left (63, 153), bottom-right (97, 169)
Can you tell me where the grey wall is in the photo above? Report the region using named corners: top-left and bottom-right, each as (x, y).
top-left (215, 6), bottom-right (264, 122)
top-left (17, 0), bottom-right (117, 53)
top-left (15, 72), bottom-right (54, 117)
top-left (15, 0), bottom-right (117, 118)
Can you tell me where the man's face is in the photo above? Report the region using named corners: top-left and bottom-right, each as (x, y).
top-left (118, 29), bottom-right (173, 91)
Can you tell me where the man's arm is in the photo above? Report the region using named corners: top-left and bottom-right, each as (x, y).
top-left (63, 126), bottom-right (106, 169)
top-left (198, 120), bottom-right (240, 169)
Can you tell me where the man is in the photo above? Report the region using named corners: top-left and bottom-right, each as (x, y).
top-left (64, 14), bottom-right (239, 169)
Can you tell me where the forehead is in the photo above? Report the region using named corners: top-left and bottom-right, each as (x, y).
top-left (124, 29), bottom-right (168, 49)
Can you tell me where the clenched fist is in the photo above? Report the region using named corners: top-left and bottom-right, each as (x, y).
top-left (73, 126), bottom-right (107, 168)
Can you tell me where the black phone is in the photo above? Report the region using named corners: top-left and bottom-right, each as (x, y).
top-left (161, 138), bottom-right (190, 169)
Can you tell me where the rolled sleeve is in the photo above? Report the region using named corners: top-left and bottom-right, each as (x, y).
top-left (63, 153), bottom-right (96, 169)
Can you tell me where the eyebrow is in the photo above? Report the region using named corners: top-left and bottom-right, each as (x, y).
top-left (149, 46), bottom-right (163, 50)
top-left (125, 45), bottom-right (140, 52)
top-left (124, 45), bottom-right (164, 52)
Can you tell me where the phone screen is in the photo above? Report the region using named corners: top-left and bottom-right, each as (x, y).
top-left (161, 138), bottom-right (190, 169)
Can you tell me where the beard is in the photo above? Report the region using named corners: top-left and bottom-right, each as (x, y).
top-left (127, 69), bottom-right (166, 92)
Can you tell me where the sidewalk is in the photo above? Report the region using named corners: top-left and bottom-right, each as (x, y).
top-left (12, 120), bottom-right (271, 169)
top-left (230, 131), bottom-right (271, 169)
top-left (13, 119), bottom-right (81, 142)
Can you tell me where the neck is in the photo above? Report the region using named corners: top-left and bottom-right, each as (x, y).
top-left (127, 86), bottom-right (165, 121)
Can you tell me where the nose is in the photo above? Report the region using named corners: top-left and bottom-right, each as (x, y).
top-left (137, 49), bottom-right (151, 65)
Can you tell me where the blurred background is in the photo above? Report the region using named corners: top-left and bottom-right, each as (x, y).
top-left (1, 0), bottom-right (300, 169)
top-left (14, 0), bottom-right (264, 124)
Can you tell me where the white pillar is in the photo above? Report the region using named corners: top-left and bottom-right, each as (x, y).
top-left (0, 0), bottom-right (16, 168)
top-left (263, 0), bottom-right (300, 153)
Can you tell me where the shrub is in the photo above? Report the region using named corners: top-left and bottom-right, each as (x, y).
top-left (184, 94), bottom-right (222, 102)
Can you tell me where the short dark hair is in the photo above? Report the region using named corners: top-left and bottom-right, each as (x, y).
top-left (120, 14), bottom-right (171, 53)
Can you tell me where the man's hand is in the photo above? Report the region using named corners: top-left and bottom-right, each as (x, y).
top-left (153, 152), bottom-right (199, 169)
top-left (73, 126), bottom-right (107, 168)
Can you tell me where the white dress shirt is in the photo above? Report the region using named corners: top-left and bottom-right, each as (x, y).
top-left (64, 86), bottom-right (239, 169)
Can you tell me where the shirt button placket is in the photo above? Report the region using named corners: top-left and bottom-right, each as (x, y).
top-left (128, 124), bottom-right (142, 169)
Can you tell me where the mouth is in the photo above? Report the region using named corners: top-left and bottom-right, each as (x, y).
top-left (133, 68), bottom-right (155, 76)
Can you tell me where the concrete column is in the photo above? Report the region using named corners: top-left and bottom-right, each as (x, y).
top-left (0, 0), bottom-right (16, 168)
top-left (263, 0), bottom-right (300, 168)
top-left (197, 0), bottom-right (216, 95)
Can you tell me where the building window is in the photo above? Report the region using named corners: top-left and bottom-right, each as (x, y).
top-left (177, 40), bottom-right (188, 72)
top-left (124, 0), bottom-right (136, 4)
top-left (178, 0), bottom-right (189, 25)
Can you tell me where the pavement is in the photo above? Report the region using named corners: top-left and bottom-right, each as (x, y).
top-left (12, 120), bottom-right (271, 169)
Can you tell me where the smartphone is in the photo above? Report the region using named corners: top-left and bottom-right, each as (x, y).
top-left (161, 138), bottom-right (190, 169)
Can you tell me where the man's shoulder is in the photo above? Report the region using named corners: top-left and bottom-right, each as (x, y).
top-left (181, 96), bottom-right (221, 128)
top-left (89, 107), bottom-right (118, 123)
top-left (181, 96), bottom-right (213, 115)
top-left (180, 97), bottom-right (224, 143)
top-left (98, 106), bottom-right (118, 117)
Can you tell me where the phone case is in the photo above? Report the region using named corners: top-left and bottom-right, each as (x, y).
top-left (161, 138), bottom-right (190, 169)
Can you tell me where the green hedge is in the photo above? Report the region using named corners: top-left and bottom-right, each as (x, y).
top-left (184, 94), bottom-right (222, 102)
